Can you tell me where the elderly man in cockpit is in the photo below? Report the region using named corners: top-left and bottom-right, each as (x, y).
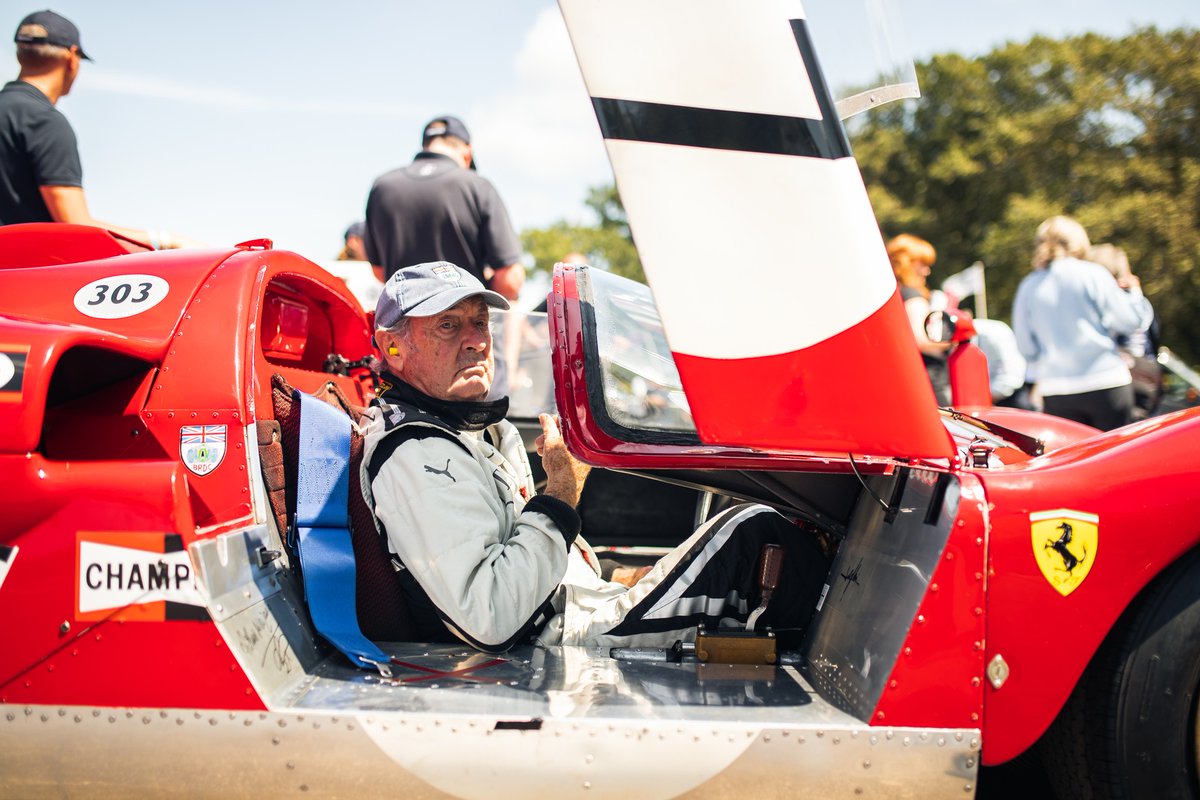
top-left (360, 261), bottom-right (828, 653)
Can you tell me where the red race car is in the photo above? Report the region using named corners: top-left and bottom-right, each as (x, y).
top-left (3, 2), bottom-right (1198, 798)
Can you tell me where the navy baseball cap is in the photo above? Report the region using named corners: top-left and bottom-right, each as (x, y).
top-left (15, 10), bottom-right (91, 60)
top-left (422, 115), bottom-right (470, 145)
top-left (376, 262), bottom-right (509, 328)
top-left (422, 115), bottom-right (477, 170)
top-left (344, 221), bottom-right (365, 240)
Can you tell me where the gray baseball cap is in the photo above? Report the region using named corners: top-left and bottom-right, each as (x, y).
top-left (376, 262), bottom-right (509, 328)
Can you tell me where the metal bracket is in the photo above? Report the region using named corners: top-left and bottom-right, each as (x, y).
top-left (254, 547), bottom-right (283, 568)
top-left (968, 439), bottom-right (993, 469)
top-left (697, 626), bottom-right (778, 665)
top-left (361, 657), bottom-right (394, 679)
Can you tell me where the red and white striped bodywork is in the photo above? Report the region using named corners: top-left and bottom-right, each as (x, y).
top-left (559, 0), bottom-right (952, 458)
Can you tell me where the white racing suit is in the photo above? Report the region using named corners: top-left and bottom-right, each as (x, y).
top-left (360, 396), bottom-right (827, 653)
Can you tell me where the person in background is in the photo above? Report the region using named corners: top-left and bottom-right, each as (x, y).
top-left (325, 221), bottom-right (383, 313)
top-left (364, 115), bottom-right (524, 300)
top-left (887, 234), bottom-right (952, 405)
top-left (1, 11), bottom-right (192, 248)
top-left (1012, 217), bottom-right (1153, 430)
top-left (340, 220), bottom-right (368, 261)
top-left (1089, 242), bottom-right (1163, 418)
top-left (971, 318), bottom-right (1033, 409)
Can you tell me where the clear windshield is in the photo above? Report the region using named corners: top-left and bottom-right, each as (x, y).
top-left (491, 309), bottom-right (556, 419)
top-left (491, 280), bottom-right (696, 435)
top-left (804, 0), bottom-right (919, 119)
top-left (587, 270), bottom-right (696, 434)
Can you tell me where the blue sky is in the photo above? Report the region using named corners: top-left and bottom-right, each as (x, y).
top-left (9, 1), bottom-right (1198, 263)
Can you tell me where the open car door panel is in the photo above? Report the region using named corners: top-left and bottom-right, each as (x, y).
top-left (551, 264), bottom-right (897, 530)
top-left (552, 265), bottom-right (901, 472)
top-left (558, 0), bottom-right (952, 460)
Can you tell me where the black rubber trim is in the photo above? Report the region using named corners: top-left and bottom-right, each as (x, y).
top-left (439, 596), bottom-right (559, 655)
top-left (525, 494), bottom-right (581, 549)
top-left (577, 270), bottom-right (702, 447)
top-left (789, 18), bottom-right (850, 153)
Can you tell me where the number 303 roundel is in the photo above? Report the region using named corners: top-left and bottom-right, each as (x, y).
top-left (73, 274), bottom-right (170, 319)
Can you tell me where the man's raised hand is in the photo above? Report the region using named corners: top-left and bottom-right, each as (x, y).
top-left (537, 413), bottom-right (591, 508)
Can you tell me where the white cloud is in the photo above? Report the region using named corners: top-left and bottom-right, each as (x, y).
top-left (85, 69), bottom-right (421, 117)
top-left (470, 5), bottom-right (614, 231)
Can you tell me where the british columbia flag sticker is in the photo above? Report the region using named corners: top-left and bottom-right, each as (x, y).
top-left (180, 424), bottom-right (227, 476)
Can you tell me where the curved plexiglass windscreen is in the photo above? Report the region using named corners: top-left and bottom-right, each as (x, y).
top-left (490, 309), bottom-right (556, 419)
top-left (584, 269), bottom-right (696, 435)
top-left (804, 0), bottom-right (919, 119)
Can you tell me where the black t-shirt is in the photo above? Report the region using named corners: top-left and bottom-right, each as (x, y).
top-left (364, 152), bottom-right (522, 283)
top-left (899, 284), bottom-right (951, 404)
top-left (0, 81), bottom-right (83, 225)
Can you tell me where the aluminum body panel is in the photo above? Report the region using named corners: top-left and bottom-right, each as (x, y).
top-left (1, 701), bottom-right (979, 800)
top-left (804, 469), bottom-right (959, 720)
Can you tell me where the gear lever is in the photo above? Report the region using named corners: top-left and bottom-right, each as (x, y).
top-left (745, 543), bottom-right (783, 631)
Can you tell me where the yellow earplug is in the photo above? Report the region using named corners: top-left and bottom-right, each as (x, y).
top-left (387, 346), bottom-right (399, 356)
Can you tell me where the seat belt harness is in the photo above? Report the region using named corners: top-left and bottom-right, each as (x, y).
top-left (294, 390), bottom-right (393, 677)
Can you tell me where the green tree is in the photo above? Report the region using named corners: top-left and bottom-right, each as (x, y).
top-left (521, 185), bottom-right (645, 283)
top-left (851, 28), bottom-right (1200, 362)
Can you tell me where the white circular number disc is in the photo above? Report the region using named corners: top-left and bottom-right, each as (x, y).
top-left (73, 274), bottom-right (170, 319)
top-left (0, 353), bottom-right (14, 388)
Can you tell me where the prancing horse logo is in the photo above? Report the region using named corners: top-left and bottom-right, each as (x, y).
top-left (1046, 521), bottom-right (1085, 573)
top-left (1030, 509), bottom-right (1098, 597)
top-left (424, 459), bottom-right (456, 483)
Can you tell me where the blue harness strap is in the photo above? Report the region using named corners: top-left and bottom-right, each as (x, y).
top-left (294, 390), bottom-right (392, 676)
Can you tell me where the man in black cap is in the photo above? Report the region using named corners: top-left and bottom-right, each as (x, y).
top-left (1, 10), bottom-right (185, 246)
top-left (363, 115), bottom-right (525, 299)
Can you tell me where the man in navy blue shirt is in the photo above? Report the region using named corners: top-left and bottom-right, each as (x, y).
top-left (364, 116), bottom-right (525, 300)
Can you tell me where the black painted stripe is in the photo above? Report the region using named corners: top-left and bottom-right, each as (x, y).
top-left (0, 544), bottom-right (13, 563)
top-left (494, 719), bottom-right (543, 731)
top-left (164, 601), bottom-right (210, 621)
top-left (590, 19), bottom-right (850, 160)
top-left (0, 351), bottom-right (25, 393)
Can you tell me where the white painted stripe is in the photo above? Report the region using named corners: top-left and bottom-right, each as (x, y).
top-left (0, 545), bottom-right (16, 592)
top-left (361, 714), bottom-right (759, 800)
top-left (1030, 509), bottom-right (1100, 524)
top-left (559, 0), bottom-right (820, 119)
top-left (643, 505), bottom-right (764, 619)
top-left (607, 140), bottom-right (895, 358)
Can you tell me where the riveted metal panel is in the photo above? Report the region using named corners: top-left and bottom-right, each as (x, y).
top-left (803, 468), bottom-right (958, 721)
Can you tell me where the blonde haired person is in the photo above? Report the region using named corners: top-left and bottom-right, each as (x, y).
top-left (1012, 217), bottom-right (1153, 430)
top-left (887, 234), bottom-right (951, 405)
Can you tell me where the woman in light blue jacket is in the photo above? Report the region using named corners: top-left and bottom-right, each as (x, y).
top-left (1012, 216), bottom-right (1153, 430)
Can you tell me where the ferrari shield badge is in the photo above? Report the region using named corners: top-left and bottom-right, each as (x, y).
top-left (180, 424), bottom-right (227, 476)
top-left (1031, 509), bottom-right (1098, 596)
